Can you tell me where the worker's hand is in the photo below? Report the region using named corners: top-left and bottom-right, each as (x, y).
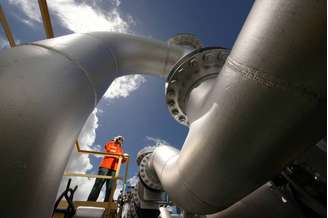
top-left (122, 153), bottom-right (129, 162)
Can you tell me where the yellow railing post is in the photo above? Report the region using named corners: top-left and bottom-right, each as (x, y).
top-left (109, 157), bottom-right (123, 203)
top-left (122, 158), bottom-right (129, 194)
top-left (104, 156), bottom-right (123, 217)
top-left (0, 4), bottom-right (16, 47)
top-left (58, 140), bottom-right (130, 218)
top-left (38, 0), bottom-right (54, 38)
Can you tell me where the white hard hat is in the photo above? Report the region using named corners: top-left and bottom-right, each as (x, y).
top-left (114, 136), bottom-right (124, 143)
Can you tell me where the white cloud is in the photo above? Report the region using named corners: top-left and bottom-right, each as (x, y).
top-left (146, 136), bottom-right (172, 146)
top-left (8, 0), bottom-right (133, 33)
top-left (127, 175), bottom-right (139, 187)
top-left (8, 0), bottom-right (41, 23)
top-left (48, 0), bottom-right (129, 33)
top-left (113, 179), bottom-right (123, 200)
top-left (57, 108), bottom-right (105, 201)
top-left (78, 109), bottom-right (99, 150)
top-left (112, 176), bottom-right (139, 200)
top-left (20, 18), bottom-right (35, 27)
top-left (104, 75), bottom-right (146, 99)
top-left (114, 0), bottom-right (121, 7)
top-left (63, 108), bottom-right (98, 174)
top-left (93, 144), bottom-right (103, 152)
top-left (0, 36), bottom-right (10, 49)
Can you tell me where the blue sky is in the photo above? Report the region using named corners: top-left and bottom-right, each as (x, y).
top-left (0, 0), bottom-right (253, 200)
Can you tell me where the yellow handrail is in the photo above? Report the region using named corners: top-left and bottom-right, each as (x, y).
top-left (62, 140), bottom-right (130, 208)
top-left (0, 0), bottom-right (55, 47)
top-left (75, 140), bottom-right (129, 159)
top-left (63, 172), bottom-right (124, 180)
top-left (38, 0), bottom-right (54, 38)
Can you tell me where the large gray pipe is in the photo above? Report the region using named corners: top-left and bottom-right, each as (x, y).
top-left (0, 33), bottom-right (187, 218)
top-left (0, 0), bottom-right (325, 217)
top-left (150, 0), bottom-right (326, 214)
top-left (206, 183), bottom-right (305, 218)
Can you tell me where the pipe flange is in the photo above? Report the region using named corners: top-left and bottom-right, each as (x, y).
top-left (136, 146), bottom-right (156, 166)
top-left (168, 33), bottom-right (203, 50)
top-left (165, 47), bottom-right (229, 126)
top-left (139, 154), bottom-right (162, 191)
top-left (132, 182), bottom-right (141, 207)
top-left (128, 201), bottom-right (138, 218)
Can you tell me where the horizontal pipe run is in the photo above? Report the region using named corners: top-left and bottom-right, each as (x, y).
top-left (206, 184), bottom-right (305, 218)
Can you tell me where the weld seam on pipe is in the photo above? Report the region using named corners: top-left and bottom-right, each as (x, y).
top-left (160, 156), bottom-right (178, 179)
top-left (152, 149), bottom-right (219, 210)
top-left (27, 43), bottom-right (99, 106)
top-left (226, 57), bottom-right (321, 102)
top-left (82, 32), bottom-right (188, 78)
top-left (174, 171), bottom-right (219, 210)
top-left (182, 72), bottom-right (220, 111)
top-left (151, 147), bottom-right (178, 179)
top-left (83, 32), bottom-right (120, 77)
top-left (163, 45), bottom-right (174, 76)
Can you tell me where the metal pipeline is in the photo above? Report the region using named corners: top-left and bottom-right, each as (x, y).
top-left (206, 183), bottom-right (305, 218)
top-left (0, 33), bottom-right (187, 218)
top-left (0, 0), bottom-right (325, 217)
top-left (150, 0), bottom-right (326, 214)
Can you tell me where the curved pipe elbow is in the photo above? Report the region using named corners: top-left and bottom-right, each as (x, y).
top-left (150, 0), bottom-right (325, 214)
top-left (152, 107), bottom-right (241, 214)
top-left (86, 32), bottom-right (190, 76)
top-left (152, 145), bottom-right (221, 214)
top-left (28, 32), bottom-right (189, 102)
top-left (0, 32), bottom-right (188, 217)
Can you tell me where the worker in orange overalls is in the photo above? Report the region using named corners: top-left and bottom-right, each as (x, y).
top-left (87, 136), bottom-right (127, 202)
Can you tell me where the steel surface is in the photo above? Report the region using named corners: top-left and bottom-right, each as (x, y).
top-left (0, 32), bottom-right (187, 218)
top-left (151, 0), bottom-right (326, 214)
